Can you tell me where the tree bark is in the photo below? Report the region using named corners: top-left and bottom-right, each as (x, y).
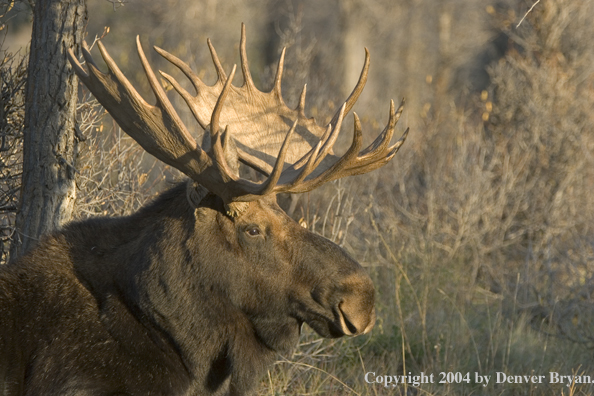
top-left (9, 0), bottom-right (87, 260)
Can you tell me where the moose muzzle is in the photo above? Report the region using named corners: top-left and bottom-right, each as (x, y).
top-left (334, 273), bottom-right (376, 336)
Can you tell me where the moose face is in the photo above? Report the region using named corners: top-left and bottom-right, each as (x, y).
top-left (196, 193), bottom-right (375, 342)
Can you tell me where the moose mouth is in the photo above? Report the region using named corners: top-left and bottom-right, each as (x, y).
top-left (297, 298), bottom-right (376, 338)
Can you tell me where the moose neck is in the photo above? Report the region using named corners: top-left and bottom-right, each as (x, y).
top-left (74, 183), bottom-right (298, 393)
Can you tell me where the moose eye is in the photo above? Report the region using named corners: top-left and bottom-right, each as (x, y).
top-left (246, 226), bottom-right (262, 237)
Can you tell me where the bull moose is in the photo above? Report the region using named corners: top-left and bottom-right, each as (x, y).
top-left (0, 25), bottom-right (407, 395)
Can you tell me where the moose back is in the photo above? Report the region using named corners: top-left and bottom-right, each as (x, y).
top-left (0, 26), bottom-right (407, 395)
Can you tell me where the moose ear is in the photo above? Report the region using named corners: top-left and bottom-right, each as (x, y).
top-left (187, 179), bottom-right (250, 218)
top-left (186, 181), bottom-right (210, 208)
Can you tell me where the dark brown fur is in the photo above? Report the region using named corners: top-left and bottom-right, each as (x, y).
top-left (0, 183), bottom-right (375, 395)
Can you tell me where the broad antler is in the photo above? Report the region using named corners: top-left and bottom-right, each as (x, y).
top-left (68, 25), bottom-right (408, 210)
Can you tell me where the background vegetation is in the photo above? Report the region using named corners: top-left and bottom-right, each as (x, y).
top-left (2, 0), bottom-right (594, 394)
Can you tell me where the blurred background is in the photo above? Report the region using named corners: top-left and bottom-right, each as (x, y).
top-left (2, 0), bottom-right (594, 394)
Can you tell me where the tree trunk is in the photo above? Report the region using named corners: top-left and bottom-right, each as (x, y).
top-left (9, 0), bottom-right (87, 260)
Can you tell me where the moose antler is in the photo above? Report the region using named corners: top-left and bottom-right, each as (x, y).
top-left (67, 25), bottom-right (408, 211)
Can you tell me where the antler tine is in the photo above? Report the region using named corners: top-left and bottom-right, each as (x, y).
top-left (329, 49), bottom-right (370, 126)
top-left (288, 140), bottom-right (323, 188)
top-left (344, 115), bottom-right (408, 175)
top-left (288, 103), bottom-right (345, 176)
top-left (239, 23), bottom-right (256, 91)
top-left (359, 99), bottom-right (404, 160)
top-left (136, 37), bottom-right (178, 118)
top-left (207, 38), bottom-right (227, 82)
top-left (312, 103), bottom-right (346, 169)
top-left (296, 84), bottom-right (307, 116)
top-left (291, 123), bottom-right (331, 170)
top-left (81, 41), bottom-right (101, 71)
top-left (390, 127), bottom-right (409, 152)
top-left (154, 45), bottom-right (206, 96)
top-left (358, 99), bottom-right (396, 159)
top-left (291, 113), bottom-right (365, 193)
top-left (68, 46), bottom-right (90, 83)
top-left (95, 40), bottom-right (149, 108)
top-left (272, 47), bottom-right (286, 98)
top-left (158, 69), bottom-right (202, 125)
top-left (212, 125), bottom-right (238, 182)
top-left (211, 64), bottom-right (237, 138)
top-left (222, 126), bottom-right (232, 150)
top-left (345, 49), bottom-right (370, 114)
top-left (258, 120), bottom-right (298, 195)
top-left (356, 128), bottom-right (408, 173)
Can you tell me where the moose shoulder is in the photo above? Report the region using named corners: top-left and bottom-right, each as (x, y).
top-left (1, 25), bottom-right (407, 395)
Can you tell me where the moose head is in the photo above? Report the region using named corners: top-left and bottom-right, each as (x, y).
top-left (0, 25), bottom-right (407, 395)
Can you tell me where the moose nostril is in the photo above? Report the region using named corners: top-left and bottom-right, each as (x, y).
top-left (343, 314), bottom-right (358, 334)
top-left (337, 292), bottom-right (376, 336)
top-left (338, 301), bottom-right (361, 335)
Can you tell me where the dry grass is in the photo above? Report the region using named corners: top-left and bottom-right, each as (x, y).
top-left (72, 91), bottom-right (167, 220)
top-left (258, 1), bottom-right (594, 394)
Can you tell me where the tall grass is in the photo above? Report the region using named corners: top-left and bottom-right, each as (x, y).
top-left (259, 1), bottom-right (594, 394)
